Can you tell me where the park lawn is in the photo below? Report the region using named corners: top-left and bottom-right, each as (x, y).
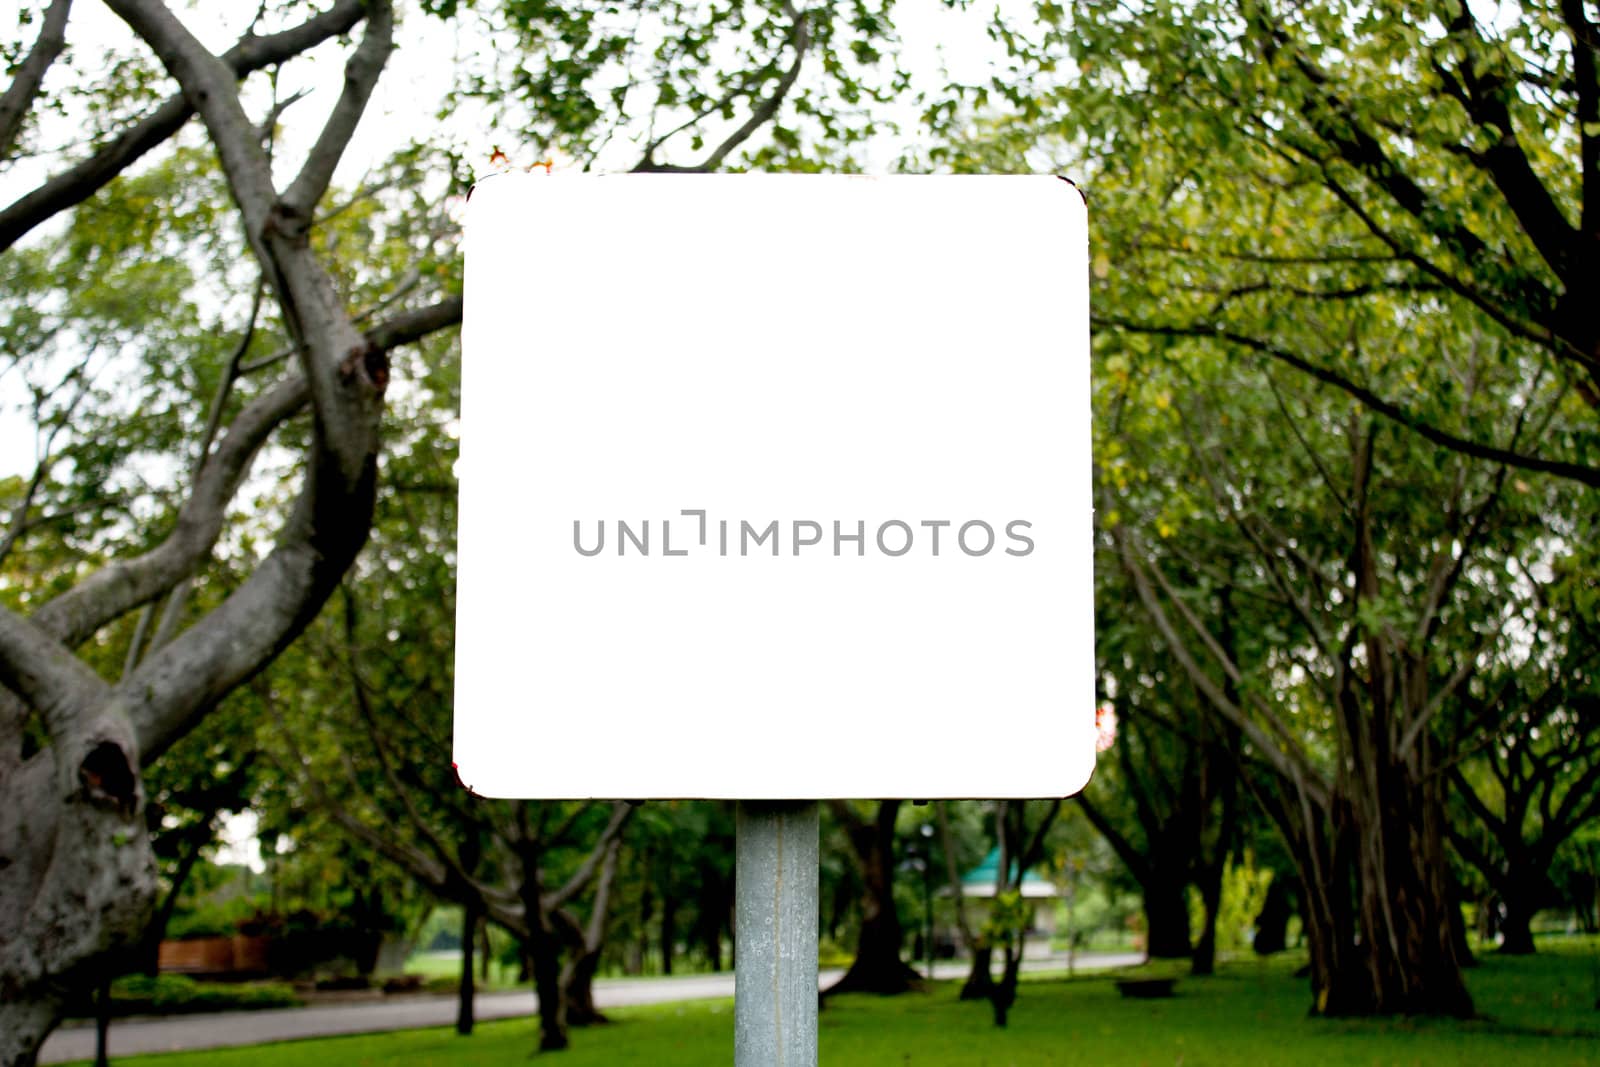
top-left (64, 945), bottom-right (1600, 1066)
top-left (402, 951), bottom-right (525, 993)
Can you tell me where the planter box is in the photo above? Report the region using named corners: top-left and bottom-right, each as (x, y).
top-left (158, 935), bottom-right (271, 977)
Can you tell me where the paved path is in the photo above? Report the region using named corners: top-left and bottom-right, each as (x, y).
top-left (40, 951), bottom-right (1143, 1063)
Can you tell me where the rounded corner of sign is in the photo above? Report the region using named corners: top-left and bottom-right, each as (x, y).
top-left (464, 170), bottom-right (535, 220)
top-left (1058, 749), bottom-right (1099, 800)
top-left (462, 173), bottom-right (500, 216)
top-left (447, 750), bottom-right (497, 800)
top-left (1049, 174), bottom-right (1088, 207)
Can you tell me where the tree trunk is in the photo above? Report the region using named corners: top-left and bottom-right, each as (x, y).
top-left (1347, 741), bottom-right (1474, 1016)
top-left (1273, 763), bottom-right (1473, 1019)
top-left (0, 755), bottom-right (157, 1067)
top-left (1497, 895), bottom-right (1537, 955)
top-left (1190, 705), bottom-right (1240, 978)
top-left (530, 928), bottom-right (568, 1051)
top-left (0, 995), bottom-right (60, 1067)
top-left (94, 975), bottom-right (112, 1067)
top-left (1143, 877), bottom-right (1192, 959)
top-left (1448, 876), bottom-right (1476, 968)
top-left (633, 878), bottom-right (652, 977)
top-left (1264, 785), bottom-right (1370, 1016)
top-left (935, 801), bottom-right (977, 959)
top-left (1484, 859), bottom-right (1549, 956)
top-left (516, 857), bottom-right (568, 1052)
top-left (706, 924), bottom-right (722, 973)
top-left (1570, 855), bottom-right (1599, 934)
top-left (139, 824), bottom-right (213, 975)
top-left (824, 890), bottom-right (918, 995)
top-left (823, 801), bottom-right (920, 997)
top-left (660, 893), bottom-right (676, 977)
top-left (562, 948), bottom-right (605, 1026)
top-left (989, 942), bottom-right (1022, 1027)
top-left (557, 835), bottom-right (619, 1029)
top-left (1300, 838), bottom-right (1368, 1015)
top-left (1252, 877), bottom-right (1291, 956)
top-left (457, 902), bottom-right (477, 1036)
top-left (960, 945), bottom-right (995, 1001)
top-left (1191, 869), bottom-right (1222, 976)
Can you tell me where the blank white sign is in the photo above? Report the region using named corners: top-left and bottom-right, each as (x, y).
top-left (455, 174), bottom-right (1094, 799)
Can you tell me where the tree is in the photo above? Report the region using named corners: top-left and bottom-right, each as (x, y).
top-left (822, 800), bottom-right (922, 996)
top-left (262, 558), bottom-right (633, 1052)
top-left (611, 801), bottom-right (736, 977)
top-left (1045, 0), bottom-right (1600, 488)
top-left (1096, 321), bottom-right (1599, 1016)
top-left (0, 0), bottom-right (462, 1057)
top-left (932, 800), bottom-right (983, 974)
top-left (1084, 577), bottom-right (1248, 971)
top-left (275, 672), bottom-right (632, 1052)
top-left (912, 0), bottom-right (1600, 1012)
top-left (1075, 643), bottom-right (1242, 970)
top-left (916, 0), bottom-right (1599, 1015)
top-left (977, 799), bottom-right (1062, 1027)
top-left (1444, 539), bottom-right (1600, 953)
top-left (0, 0), bottom-right (907, 1058)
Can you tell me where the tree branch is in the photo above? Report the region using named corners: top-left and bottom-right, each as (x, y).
top-left (1438, 1), bottom-right (1577, 277)
top-left (0, 605), bottom-right (108, 743)
top-left (632, 1), bottom-right (810, 173)
top-left (1107, 509), bottom-right (1329, 800)
top-left (279, 0), bottom-right (394, 217)
top-left (1324, 159), bottom-right (1575, 363)
top-left (32, 375), bottom-right (309, 650)
top-left (578, 838), bottom-right (621, 952)
top-left (544, 802), bottom-right (634, 913)
top-left (104, 0), bottom-right (278, 240)
top-left (1559, 0), bottom-right (1600, 236)
top-left (1096, 313), bottom-right (1600, 487)
top-left (366, 295), bottom-right (463, 351)
top-left (1444, 820), bottom-right (1507, 893)
top-left (265, 686), bottom-right (527, 935)
top-left (25, 290), bottom-right (453, 657)
top-left (0, 0), bottom-right (72, 161)
top-left (117, 276), bottom-right (443, 758)
top-left (1549, 755), bottom-right (1600, 840)
top-left (143, 276), bottom-right (267, 658)
top-left (0, 0), bottom-right (366, 253)
top-left (1016, 799), bottom-right (1061, 873)
top-left (1250, 9), bottom-right (1558, 321)
top-left (337, 588), bottom-right (483, 899)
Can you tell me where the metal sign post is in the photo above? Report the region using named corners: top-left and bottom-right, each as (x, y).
top-left (734, 801), bottom-right (819, 1066)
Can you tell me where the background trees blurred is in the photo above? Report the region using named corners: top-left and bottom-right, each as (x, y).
top-left (4, 0), bottom-right (1599, 1061)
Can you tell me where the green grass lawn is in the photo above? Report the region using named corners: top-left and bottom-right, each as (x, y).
top-left (66, 943), bottom-right (1600, 1066)
top-left (403, 951), bottom-right (526, 993)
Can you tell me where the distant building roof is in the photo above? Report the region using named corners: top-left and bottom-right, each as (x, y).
top-left (957, 847), bottom-right (1059, 899)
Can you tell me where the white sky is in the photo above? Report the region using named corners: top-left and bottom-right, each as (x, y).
top-left (215, 808), bottom-right (265, 873)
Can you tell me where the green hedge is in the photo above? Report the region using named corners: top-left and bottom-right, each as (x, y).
top-left (69, 974), bottom-right (303, 1017)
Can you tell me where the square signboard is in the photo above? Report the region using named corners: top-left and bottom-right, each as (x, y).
top-left (455, 174), bottom-right (1094, 799)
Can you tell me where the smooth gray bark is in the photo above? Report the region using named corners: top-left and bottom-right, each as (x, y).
top-left (0, 3), bottom-right (464, 1062)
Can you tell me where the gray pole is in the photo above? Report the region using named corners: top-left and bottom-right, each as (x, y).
top-left (735, 800), bottom-right (819, 1067)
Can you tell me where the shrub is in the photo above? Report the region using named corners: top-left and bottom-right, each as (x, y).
top-left (94, 974), bottom-right (302, 1016)
top-left (1188, 853), bottom-right (1275, 955)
